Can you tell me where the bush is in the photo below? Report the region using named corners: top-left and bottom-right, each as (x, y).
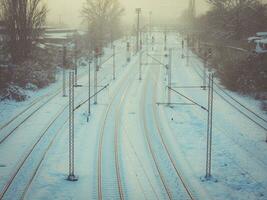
top-left (0, 84), bottom-right (28, 101)
top-left (198, 43), bottom-right (267, 95)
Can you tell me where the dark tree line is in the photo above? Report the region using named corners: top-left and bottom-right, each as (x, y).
top-left (179, 0), bottom-right (267, 99)
top-left (82, 0), bottom-right (124, 51)
top-left (0, 0), bottom-right (47, 64)
top-left (200, 0), bottom-right (267, 40)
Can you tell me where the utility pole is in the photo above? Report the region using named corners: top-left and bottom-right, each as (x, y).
top-left (87, 54), bottom-right (91, 122)
top-left (203, 51), bottom-right (208, 90)
top-left (127, 42), bottom-right (131, 62)
top-left (149, 11), bottom-right (152, 38)
top-left (67, 72), bottom-right (78, 181)
top-left (113, 45), bottom-right (116, 80)
top-left (186, 35), bottom-right (189, 67)
top-left (62, 46), bottom-right (67, 97)
top-left (206, 73), bottom-right (214, 179)
top-left (164, 31), bottom-right (167, 51)
top-left (204, 49), bottom-right (212, 90)
top-left (136, 8), bottom-right (141, 54)
top-left (181, 39), bottom-right (185, 59)
top-left (168, 48), bottom-right (172, 105)
top-left (140, 31), bottom-right (143, 50)
top-left (74, 39), bottom-right (78, 86)
top-left (146, 32), bottom-right (148, 65)
top-left (94, 50), bottom-right (98, 104)
top-left (139, 50), bottom-right (142, 80)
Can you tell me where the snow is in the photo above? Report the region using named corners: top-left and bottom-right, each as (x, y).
top-left (44, 33), bottom-right (69, 40)
top-left (36, 43), bottom-right (46, 49)
top-left (0, 33), bottom-right (267, 200)
top-left (259, 38), bottom-right (267, 44)
top-left (256, 32), bottom-right (267, 37)
top-left (248, 36), bottom-right (262, 42)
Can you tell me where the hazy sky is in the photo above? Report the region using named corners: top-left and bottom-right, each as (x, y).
top-left (45, 0), bottom-right (209, 28)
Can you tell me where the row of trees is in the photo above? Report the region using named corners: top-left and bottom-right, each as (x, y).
top-left (199, 0), bottom-right (267, 40)
top-left (0, 0), bottom-right (47, 64)
top-left (82, 0), bottom-right (124, 52)
top-left (182, 0), bottom-right (267, 97)
top-left (0, 0), bottom-right (124, 63)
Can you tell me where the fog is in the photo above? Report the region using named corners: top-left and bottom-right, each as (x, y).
top-left (45, 0), bottom-right (209, 28)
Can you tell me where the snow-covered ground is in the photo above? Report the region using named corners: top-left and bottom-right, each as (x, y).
top-left (0, 33), bottom-right (267, 200)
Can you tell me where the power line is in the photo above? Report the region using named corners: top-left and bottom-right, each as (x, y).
top-left (190, 47), bottom-right (267, 123)
top-left (214, 89), bottom-right (267, 132)
top-left (213, 81), bottom-right (267, 124)
top-left (192, 58), bottom-right (267, 124)
top-left (168, 86), bottom-right (207, 111)
top-left (190, 59), bottom-right (267, 131)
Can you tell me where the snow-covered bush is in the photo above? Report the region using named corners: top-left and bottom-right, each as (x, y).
top-left (0, 84), bottom-right (28, 102)
top-left (25, 83), bottom-right (38, 91)
top-left (11, 59), bottom-right (56, 89)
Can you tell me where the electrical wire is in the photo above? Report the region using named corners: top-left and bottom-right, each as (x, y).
top-left (190, 58), bottom-right (267, 131)
top-left (190, 55), bottom-right (267, 124)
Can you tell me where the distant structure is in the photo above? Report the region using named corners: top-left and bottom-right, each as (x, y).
top-left (248, 32), bottom-right (267, 54)
top-left (188, 0), bottom-right (196, 21)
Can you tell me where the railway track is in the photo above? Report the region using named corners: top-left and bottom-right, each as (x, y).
top-left (0, 104), bottom-right (68, 199)
top-left (0, 93), bottom-right (52, 131)
top-left (20, 119), bottom-right (69, 200)
top-left (0, 89), bottom-right (62, 144)
top-left (161, 47), bottom-right (267, 198)
top-left (141, 79), bottom-right (172, 200)
top-left (0, 47), bottom-right (122, 144)
top-left (189, 58), bottom-right (267, 166)
top-left (181, 58), bottom-right (267, 187)
top-left (97, 57), bottom-right (138, 200)
top-left (152, 68), bottom-right (195, 200)
top-left (139, 49), bottom-right (195, 199)
top-left (0, 56), bottom-right (119, 145)
top-left (0, 77), bottom-right (91, 199)
top-left (0, 45), bottom-right (132, 200)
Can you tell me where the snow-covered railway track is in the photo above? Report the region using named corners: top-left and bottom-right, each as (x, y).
top-left (0, 89), bottom-right (62, 144)
top-left (0, 103), bottom-right (68, 200)
top-left (0, 66), bottom-right (95, 145)
top-left (140, 79), bottom-right (172, 200)
top-left (0, 77), bottom-right (90, 200)
top-left (140, 66), bottom-right (194, 199)
top-left (164, 53), bottom-right (267, 198)
top-left (97, 59), bottom-right (137, 200)
top-left (190, 59), bottom-right (267, 167)
top-left (0, 92), bottom-right (54, 132)
top-left (97, 89), bottom-right (124, 200)
top-left (0, 55), bottom-right (113, 145)
top-left (152, 69), bottom-right (195, 200)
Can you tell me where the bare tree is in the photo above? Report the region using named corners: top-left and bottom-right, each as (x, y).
top-left (0, 0), bottom-right (47, 63)
top-left (82, 0), bottom-right (124, 51)
top-left (206, 0), bottom-right (267, 39)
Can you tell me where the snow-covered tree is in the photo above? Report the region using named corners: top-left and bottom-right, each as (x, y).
top-left (82, 0), bottom-right (124, 51)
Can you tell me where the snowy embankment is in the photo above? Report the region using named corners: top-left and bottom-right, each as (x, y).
top-left (0, 33), bottom-right (266, 200)
top-left (158, 34), bottom-right (267, 200)
top-left (0, 38), bottom-right (132, 199)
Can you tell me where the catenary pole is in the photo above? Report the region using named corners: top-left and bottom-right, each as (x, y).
top-left (136, 8), bottom-right (141, 54)
top-left (168, 48), bottom-right (172, 105)
top-left (67, 72), bottom-right (78, 181)
top-left (94, 51), bottom-right (98, 104)
top-left (87, 55), bottom-right (91, 122)
top-left (62, 46), bottom-right (67, 97)
top-left (113, 45), bottom-right (116, 80)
